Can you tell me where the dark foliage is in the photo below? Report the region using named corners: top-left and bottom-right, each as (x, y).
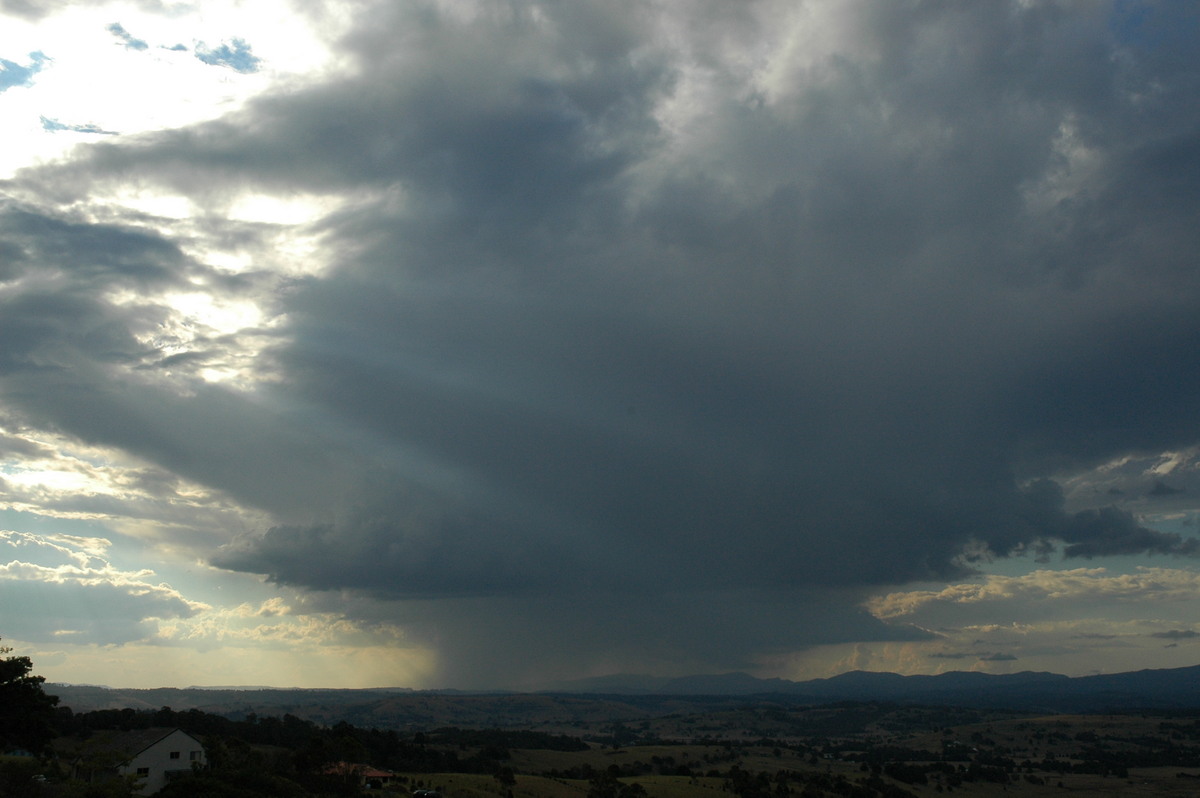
top-left (54, 703), bottom-right (597, 782)
top-left (424, 727), bottom-right (588, 752)
top-left (0, 640), bottom-right (60, 754)
top-left (156, 768), bottom-right (310, 798)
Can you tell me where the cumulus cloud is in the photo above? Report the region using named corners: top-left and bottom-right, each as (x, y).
top-left (0, 530), bottom-right (206, 644)
top-left (2, 0), bottom-right (1200, 686)
top-left (0, 424), bottom-right (265, 552)
top-left (1058, 448), bottom-right (1200, 517)
top-left (158, 595), bottom-right (409, 651)
top-left (0, 0), bottom-right (68, 20)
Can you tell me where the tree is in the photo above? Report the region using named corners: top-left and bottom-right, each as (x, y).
top-left (0, 639), bottom-right (60, 754)
top-left (587, 771), bottom-right (648, 798)
top-left (494, 766), bottom-right (516, 788)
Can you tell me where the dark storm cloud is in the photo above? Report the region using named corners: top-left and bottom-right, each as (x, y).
top-left (1150, 629), bottom-right (1200, 641)
top-left (0, 354), bottom-right (366, 525)
top-left (6, 0), bottom-right (1200, 684)
top-left (1061, 507), bottom-right (1199, 558)
top-left (997, 480), bottom-right (1199, 560)
top-left (0, 201), bottom-right (186, 374)
top-left (0, 199), bottom-right (368, 522)
top-left (0, 200), bottom-right (189, 289)
top-left (213, 0), bottom-right (1200, 590)
top-left (294, 585), bottom-right (933, 689)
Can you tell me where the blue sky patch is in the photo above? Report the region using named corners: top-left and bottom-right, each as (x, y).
top-left (41, 116), bottom-right (118, 135)
top-left (194, 38), bottom-right (261, 73)
top-left (107, 22), bottom-right (149, 51)
top-left (0, 51), bottom-right (48, 92)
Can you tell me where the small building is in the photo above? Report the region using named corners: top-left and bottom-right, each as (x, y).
top-left (323, 760), bottom-right (402, 788)
top-left (69, 727), bottom-right (206, 795)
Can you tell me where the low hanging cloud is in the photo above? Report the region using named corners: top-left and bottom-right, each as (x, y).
top-left (1150, 629), bottom-right (1200, 641)
top-left (929, 651), bottom-right (1017, 663)
top-left (3, 0), bottom-right (1200, 686)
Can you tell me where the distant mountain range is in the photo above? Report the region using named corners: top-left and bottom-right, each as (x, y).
top-left (48, 663), bottom-right (1200, 722)
top-left (549, 665), bottom-right (1200, 712)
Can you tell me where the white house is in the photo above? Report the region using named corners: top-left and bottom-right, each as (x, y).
top-left (71, 727), bottom-right (206, 795)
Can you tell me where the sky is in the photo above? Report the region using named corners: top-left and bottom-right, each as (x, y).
top-left (1, 0), bottom-right (1199, 692)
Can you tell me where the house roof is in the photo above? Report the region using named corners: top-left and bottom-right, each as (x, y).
top-left (322, 761), bottom-right (396, 779)
top-left (60, 728), bottom-right (200, 763)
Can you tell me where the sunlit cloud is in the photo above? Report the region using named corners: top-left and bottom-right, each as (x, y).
top-left (0, 0), bottom-right (345, 178)
top-left (866, 567), bottom-right (1200, 621)
top-left (0, 529), bottom-right (210, 645)
top-left (29, 637), bottom-right (437, 690)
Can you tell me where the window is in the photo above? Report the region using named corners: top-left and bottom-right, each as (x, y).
top-left (169, 751), bottom-right (181, 759)
top-left (190, 751), bottom-right (201, 761)
top-left (136, 768), bottom-right (150, 777)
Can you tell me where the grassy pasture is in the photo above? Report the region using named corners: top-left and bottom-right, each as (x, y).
top-left (393, 711), bottom-right (1200, 797)
top-left (390, 773), bottom-right (739, 798)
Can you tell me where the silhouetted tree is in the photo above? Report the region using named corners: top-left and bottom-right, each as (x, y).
top-left (0, 639), bottom-right (59, 754)
top-left (494, 765), bottom-right (516, 787)
top-left (587, 770), bottom-right (648, 798)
